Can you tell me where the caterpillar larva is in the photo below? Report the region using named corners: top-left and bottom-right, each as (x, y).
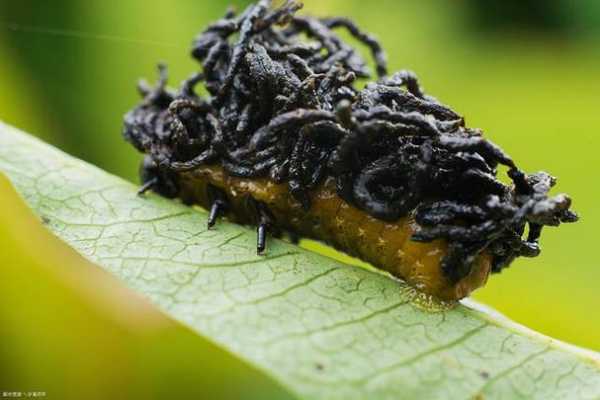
top-left (124, 0), bottom-right (577, 301)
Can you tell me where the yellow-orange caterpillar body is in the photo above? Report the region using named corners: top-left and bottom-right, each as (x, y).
top-left (176, 166), bottom-right (491, 301)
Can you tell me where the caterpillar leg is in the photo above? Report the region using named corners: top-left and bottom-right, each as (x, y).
top-left (288, 231), bottom-right (300, 245)
top-left (254, 201), bottom-right (276, 255)
top-left (257, 224), bottom-right (268, 255)
top-left (138, 178), bottom-right (158, 196)
top-left (207, 184), bottom-right (229, 229)
top-left (138, 155), bottom-right (179, 198)
top-left (207, 201), bottom-right (225, 229)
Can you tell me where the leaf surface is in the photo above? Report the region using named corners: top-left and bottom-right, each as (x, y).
top-left (0, 121), bottom-right (598, 400)
top-left (0, 161), bottom-right (295, 400)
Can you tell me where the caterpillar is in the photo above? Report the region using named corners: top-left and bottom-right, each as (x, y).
top-left (123, 0), bottom-right (578, 301)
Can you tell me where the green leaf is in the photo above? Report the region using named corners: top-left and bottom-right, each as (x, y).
top-left (0, 154), bottom-right (295, 399)
top-left (0, 120), bottom-right (598, 400)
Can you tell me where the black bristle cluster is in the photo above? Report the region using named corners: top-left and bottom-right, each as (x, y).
top-left (123, 0), bottom-right (577, 283)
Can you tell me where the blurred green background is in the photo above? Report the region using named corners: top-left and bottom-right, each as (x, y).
top-left (0, 0), bottom-right (598, 351)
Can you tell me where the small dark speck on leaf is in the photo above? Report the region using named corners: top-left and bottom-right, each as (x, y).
top-left (479, 370), bottom-right (490, 379)
top-left (315, 363), bottom-right (324, 371)
top-left (41, 216), bottom-right (51, 225)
